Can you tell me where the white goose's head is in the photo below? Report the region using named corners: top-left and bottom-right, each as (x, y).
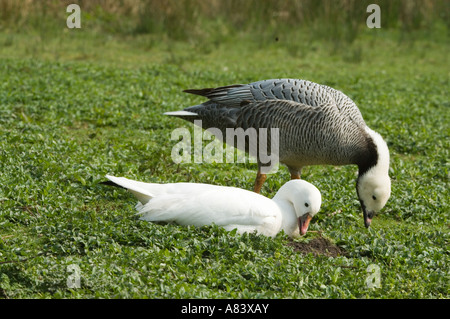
top-left (357, 127), bottom-right (391, 227)
top-left (274, 179), bottom-right (322, 235)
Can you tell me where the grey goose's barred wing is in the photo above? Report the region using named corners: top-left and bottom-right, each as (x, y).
top-left (184, 99), bottom-right (368, 167)
top-left (184, 78), bottom-right (366, 128)
top-left (184, 79), bottom-right (328, 107)
top-left (230, 100), bottom-right (366, 152)
top-left (319, 84), bottom-right (366, 128)
top-left (184, 98), bottom-right (332, 133)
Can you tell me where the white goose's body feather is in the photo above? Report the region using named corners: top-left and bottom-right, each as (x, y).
top-left (105, 175), bottom-right (321, 237)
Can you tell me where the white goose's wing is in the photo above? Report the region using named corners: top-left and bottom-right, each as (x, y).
top-left (139, 184), bottom-right (282, 237)
top-left (106, 175), bottom-right (214, 201)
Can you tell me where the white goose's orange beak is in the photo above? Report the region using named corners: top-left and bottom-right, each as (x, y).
top-left (298, 214), bottom-right (313, 236)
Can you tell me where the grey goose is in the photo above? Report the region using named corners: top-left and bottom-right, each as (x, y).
top-left (165, 78), bottom-right (391, 228)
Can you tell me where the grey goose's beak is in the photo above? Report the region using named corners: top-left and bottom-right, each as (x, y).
top-left (360, 199), bottom-right (374, 228)
top-left (363, 209), bottom-right (374, 228)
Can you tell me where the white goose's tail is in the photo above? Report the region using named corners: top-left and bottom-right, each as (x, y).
top-left (104, 175), bottom-right (154, 205)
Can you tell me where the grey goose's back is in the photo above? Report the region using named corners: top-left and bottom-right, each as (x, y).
top-left (185, 79), bottom-right (366, 126)
top-left (179, 78), bottom-right (372, 169)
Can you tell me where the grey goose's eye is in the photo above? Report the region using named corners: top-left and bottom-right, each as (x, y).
top-left (372, 195), bottom-right (377, 200)
top-left (305, 203), bottom-right (309, 207)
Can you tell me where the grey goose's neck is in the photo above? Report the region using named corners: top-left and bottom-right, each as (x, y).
top-left (355, 132), bottom-right (379, 177)
top-left (356, 126), bottom-right (389, 178)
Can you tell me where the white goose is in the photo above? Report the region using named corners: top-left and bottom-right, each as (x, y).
top-left (104, 175), bottom-right (322, 237)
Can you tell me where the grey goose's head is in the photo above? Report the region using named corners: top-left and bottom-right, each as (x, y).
top-left (356, 127), bottom-right (391, 228)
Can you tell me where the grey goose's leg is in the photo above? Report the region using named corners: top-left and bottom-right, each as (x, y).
top-left (288, 166), bottom-right (302, 180)
top-left (253, 166), bottom-right (267, 194)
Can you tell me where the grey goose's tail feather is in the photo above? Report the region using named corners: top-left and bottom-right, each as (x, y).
top-left (183, 84), bottom-right (244, 99)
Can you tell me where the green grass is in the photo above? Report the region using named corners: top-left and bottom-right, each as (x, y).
top-left (0, 23), bottom-right (449, 299)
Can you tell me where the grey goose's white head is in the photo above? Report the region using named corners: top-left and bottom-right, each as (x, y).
top-left (356, 127), bottom-right (391, 227)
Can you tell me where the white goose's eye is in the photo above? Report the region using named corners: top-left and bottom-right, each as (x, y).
top-left (305, 203), bottom-right (309, 207)
top-left (372, 195), bottom-right (377, 200)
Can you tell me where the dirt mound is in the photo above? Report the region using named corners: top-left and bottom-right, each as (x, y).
top-left (287, 237), bottom-right (347, 257)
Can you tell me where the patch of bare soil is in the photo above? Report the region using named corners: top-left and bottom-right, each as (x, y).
top-left (287, 237), bottom-right (347, 257)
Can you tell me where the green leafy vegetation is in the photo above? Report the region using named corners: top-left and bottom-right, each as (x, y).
top-left (0, 1), bottom-right (448, 299)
